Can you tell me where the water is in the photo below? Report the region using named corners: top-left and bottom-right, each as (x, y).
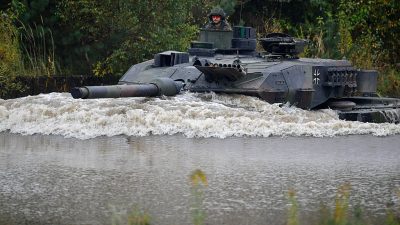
top-left (1, 92), bottom-right (400, 139)
top-left (1, 93), bottom-right (400, 225)
top-left (1, 133), bottom-right (399, 225)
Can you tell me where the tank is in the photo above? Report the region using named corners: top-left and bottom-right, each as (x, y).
top-left (71, 26), bottom-right (400, 123)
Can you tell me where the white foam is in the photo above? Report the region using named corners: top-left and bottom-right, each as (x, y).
top-left (0, 92), bottom-right (399, 139)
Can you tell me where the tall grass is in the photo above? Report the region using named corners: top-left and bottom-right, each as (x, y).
top-left (0, 13), bottom-right (58, 78)
top-left (190, 169), bottom-right (208, 225)
top-left (0, 13), bottom-right (27, 98)
top-left (0, 12), bottom-right (59, 98)
top-left (287, 189), bottom-right (299, 225)
top-left (0, 14), bottom-right (21, 76)
top-left (287, 184), bottom-right (400, 225)
top-left (17, 16), bottom-right (58, 77)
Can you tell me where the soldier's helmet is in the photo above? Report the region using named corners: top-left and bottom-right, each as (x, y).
top-left (208, 7), bottom-right (226, 21)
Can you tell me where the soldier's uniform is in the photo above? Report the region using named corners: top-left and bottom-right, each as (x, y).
top-left (204, 7), bottom-right (232, 31)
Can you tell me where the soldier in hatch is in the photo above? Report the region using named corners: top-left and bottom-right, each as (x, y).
top-left (204, 7), bottom-right (232, 31)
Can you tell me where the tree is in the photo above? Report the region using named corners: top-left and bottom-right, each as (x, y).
top-left (58, 0), bottom-right (200, 76)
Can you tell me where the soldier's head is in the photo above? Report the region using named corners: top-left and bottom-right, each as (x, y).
top-left (211, 15), bottom-right (221, 24)
top-left (208, 7), bottom-right (226, 25)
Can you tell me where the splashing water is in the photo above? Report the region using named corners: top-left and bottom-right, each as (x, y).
top-left (0, 92), bottom-right (399, 139)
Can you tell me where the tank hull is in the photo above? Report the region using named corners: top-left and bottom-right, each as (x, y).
top-left (72, 28), bottom-right (400, 123)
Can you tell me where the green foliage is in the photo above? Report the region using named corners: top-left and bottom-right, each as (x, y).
top-left (17, 21), bottom-right (57, 76)
top-left (0, 2), bottom-right (57, 99)
top-left (249, 0), bottom-right (400, 97)
top-left (335, 0), bottom-right (400, 96)
top-left (0, 13), bottom-right (20, 76)
top-left (339, 0), bottom-right (400, 64)
top-left (5, 0), bottom-right (59, 76)
top-left (4, 0), bottom-right (203, 76)
top-left (0, 13), bottom-right (27, 99)
top-left (378, 66), bottom-right (400, 98)
top-left (1, 0), bottom-right (399, 96)
top-left (337, 3), bottom-right (352, 57)
top-left (58, 0), bottom-right (200, 76)
top-left (216, 0), bottom-right (236, 16)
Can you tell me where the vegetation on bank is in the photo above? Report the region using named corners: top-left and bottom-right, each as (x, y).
top-left (286, 183), bottom-right (400, 225)
top-left (111, 170), bottom-right (400, 225)
top-left (0, 0), bottom-right (399, 98)
top-left (0, 13), bottom-right (27, 97)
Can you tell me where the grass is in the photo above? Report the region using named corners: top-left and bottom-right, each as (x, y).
top-left (0, 13), bottom-right (28, 98)
top-left (190, 169), bottom-right (208, 225)
top-left (111, 171), bottom-right (399, 225)
top-left (286, 183), bottom-right (400, 225)
top-left (287, 188), bottom-right (299, 225)
top-left (17, 16), bottom-right (58, 77)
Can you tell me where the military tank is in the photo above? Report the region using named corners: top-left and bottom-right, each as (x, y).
top-left (71, 26), bottom-right (400, 123)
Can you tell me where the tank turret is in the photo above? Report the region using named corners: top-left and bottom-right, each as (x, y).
top-left (71, 26), bottom-right (400, 123)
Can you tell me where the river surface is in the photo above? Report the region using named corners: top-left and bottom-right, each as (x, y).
top-left (1, 93), bottom-right (400, 225)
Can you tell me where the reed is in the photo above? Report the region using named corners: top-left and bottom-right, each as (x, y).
top-left (287, 184), bottom-right (400, 225)
top-left (0, 12), bottom-right (60, 98)
top-left (287, 188), bottom-right (299, 225)
top-left (190, 169), bottom-right (208, 225)
top-left (17, 16), bottom-right (58, 77)
top-left (0, 13), bottom-right (27, 98)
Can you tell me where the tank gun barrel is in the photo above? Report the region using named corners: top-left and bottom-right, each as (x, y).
top-left (71, 77), bottom-right (183, 99)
